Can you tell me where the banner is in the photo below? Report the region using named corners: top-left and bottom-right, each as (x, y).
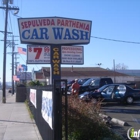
top-left (41, 91), bottom-right (53, 129)
top-left (30, 89), bottom-right (37, 108)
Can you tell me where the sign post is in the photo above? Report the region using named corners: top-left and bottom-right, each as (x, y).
top-left (51, 45), bottom-right (61, 82)
top-left (18, 16), bottom-right (92, 140)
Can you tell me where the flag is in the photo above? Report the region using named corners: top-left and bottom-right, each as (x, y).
top-left (18, 47), bottom-right (27, 55)
top-left (13, 75), bottom-right (20, 81)
top-left (21, 64), bottom-right (28, 71)
top-left (17, 64), bottom-right (28, 72)
top-left (17, 64), bottom-right (23, 72)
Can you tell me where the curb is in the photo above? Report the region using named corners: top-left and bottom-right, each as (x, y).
top-left (99, 113), bottom-right (128, 126)
top-left (111, 118), bottom-right (128, 126)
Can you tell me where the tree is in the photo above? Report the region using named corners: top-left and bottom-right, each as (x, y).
top-left (115, 63), bottom-right (128, 70)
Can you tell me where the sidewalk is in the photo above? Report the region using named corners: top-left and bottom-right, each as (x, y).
top-left (0, 94), bottom-right (42, 140)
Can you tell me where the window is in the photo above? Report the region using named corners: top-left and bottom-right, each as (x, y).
top-left (117, 85), bottom-right (126, 95)
top-left (106, 86), bottom-right (114, 94)
top-left (90, 79), bottom-right (100, 86)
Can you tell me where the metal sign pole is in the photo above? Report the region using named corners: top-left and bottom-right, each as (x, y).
top-left (51, 45), bottom-right (62, 140)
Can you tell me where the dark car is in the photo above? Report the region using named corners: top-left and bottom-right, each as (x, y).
top-left (8, 88), bottom-right (12, 93)
top-left (8, 87), bottom-right (15, 93)
top-left (79, 77), bottom-right (113, 94)
top-left (67, 80), bottom-right (75, 89)
top-left (79, 84), bottom-right (140, 104)
top-left (78, 78), bottom-right (90, 85)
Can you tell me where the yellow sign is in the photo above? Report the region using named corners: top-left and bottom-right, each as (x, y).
top-left (52, 48), bottom-right (60, 75)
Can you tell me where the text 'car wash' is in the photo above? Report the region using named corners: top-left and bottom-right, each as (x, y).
top-left (52, 47), bottom-right (60, 75)
top-left (18, 17), bottom-right (92, 44)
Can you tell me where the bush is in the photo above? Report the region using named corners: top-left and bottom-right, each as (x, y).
top-left (28, 80), bottom-right (45, 86)
top-left (62, 96), bottom-right (123, 140)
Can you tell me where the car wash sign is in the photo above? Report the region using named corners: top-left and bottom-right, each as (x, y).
top-left (18, 17), bottom-right (92, 45)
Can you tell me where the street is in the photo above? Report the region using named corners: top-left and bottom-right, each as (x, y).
top-left (101, 101), bottom-right (140, 138)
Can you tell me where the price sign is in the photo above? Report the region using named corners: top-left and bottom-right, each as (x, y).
top-left (27, 45), bottom-right (50, 64)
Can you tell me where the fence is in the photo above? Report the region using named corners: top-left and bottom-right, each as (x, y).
top-left (26, 86), bottom-right (54, 140)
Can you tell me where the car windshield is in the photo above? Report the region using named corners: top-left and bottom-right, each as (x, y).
top-left (78, 78), bottom-right (89, 85)
top-left (67, 80), bottom-right (74, 84)
top-left (82, 78), bottom-right (95, 86)
top-left (90, 79), bottom-right (100, 86)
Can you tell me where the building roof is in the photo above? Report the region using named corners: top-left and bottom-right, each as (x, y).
top-left (34, 67), bottom-right (130, 78)
top-left (116, 70), bottom-right (140, 77)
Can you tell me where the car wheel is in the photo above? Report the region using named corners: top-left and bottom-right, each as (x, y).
top-left (126, 96), bottom-right (133, 104)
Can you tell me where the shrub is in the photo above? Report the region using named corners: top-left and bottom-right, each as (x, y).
top-left (28, 80), bottom-right (45, 86)
top-left (62, 96), bottom-right (123, 140)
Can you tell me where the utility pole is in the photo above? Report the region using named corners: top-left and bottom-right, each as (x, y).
top-left (0, 0), bottom-right (19, 103)
top-left (12, 36), bottom-right (14, 95)
top-left (113, 59), bottom-right (116, 83)
top-left (2, 1), bottom-right (9, 103)
top-left (14, 54), bottom-right (19, 92)
top-left (12, 35), bottom-right (18, 95)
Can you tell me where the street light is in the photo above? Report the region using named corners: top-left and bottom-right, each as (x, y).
top-left (96, 63), bottom-right (102, 67)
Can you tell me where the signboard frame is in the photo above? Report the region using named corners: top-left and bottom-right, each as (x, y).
top-left (18, 17), bottom-right (92, 45)
top-left (27, 45), bottom-right (84, 65)
top-left (27, 45), bottom-right (51, 64)
top-left (61, 46), bottom-right (84, 65)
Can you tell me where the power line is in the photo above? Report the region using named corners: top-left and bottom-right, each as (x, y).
top-left (91, 36), bottom-right (140, 44)
top-left (19, 53), bottom-right (40, 71)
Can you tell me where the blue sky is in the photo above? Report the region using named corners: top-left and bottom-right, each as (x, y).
top-left (0, 0), bottom-right (140, 81)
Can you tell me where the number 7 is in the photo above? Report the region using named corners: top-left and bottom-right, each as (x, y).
top-left (34, 48), bottom-right (42, 59)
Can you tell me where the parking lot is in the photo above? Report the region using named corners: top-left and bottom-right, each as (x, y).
top-left (100, 101), bottom-right (140, 138)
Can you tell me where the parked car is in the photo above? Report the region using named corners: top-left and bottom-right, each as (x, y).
top-left (8, 88), bottom-right (12, 93)
top-left (79, 84), bottom-right (140, 104)
top-left (78, 78), bottom-right (90, 85)
top-left (67, 80), bottom-right (75, 89)
top-left (8, 87), bottom-right (15, 93)
top-left (79, 77), bottom-right (113, 94)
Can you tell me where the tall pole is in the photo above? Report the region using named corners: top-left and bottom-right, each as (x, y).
top-left (113, 59), bottom-right (116, 83)
top-left (12, 35), bottom-right (15, 95)
top-left (2, 0), bottom-right (8, 103)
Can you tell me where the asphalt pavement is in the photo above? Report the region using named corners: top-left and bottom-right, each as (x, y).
top-left (100, 102), bottom-right (140, 139)
top-left (0, 91), bottom-right (42, 140)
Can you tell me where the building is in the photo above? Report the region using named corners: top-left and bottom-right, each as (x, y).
top-left (32, 67), bottom-right (140, 85)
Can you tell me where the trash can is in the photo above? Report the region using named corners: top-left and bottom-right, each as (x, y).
top-left (16, 84), bottom-right (26, 102)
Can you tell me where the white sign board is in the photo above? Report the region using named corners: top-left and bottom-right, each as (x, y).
top-left (41, 91), bottom-right (53, 129)
top-left (27, 45), bottom-right (50, 64)
top-left (18, 17), bottom-right (92, 45)
top-left (27, 45), bottom-right (84, 64)
top-left (30, 89), bottom-right (37, 108)
top-left (61, 46), bottom-right (84, 64)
